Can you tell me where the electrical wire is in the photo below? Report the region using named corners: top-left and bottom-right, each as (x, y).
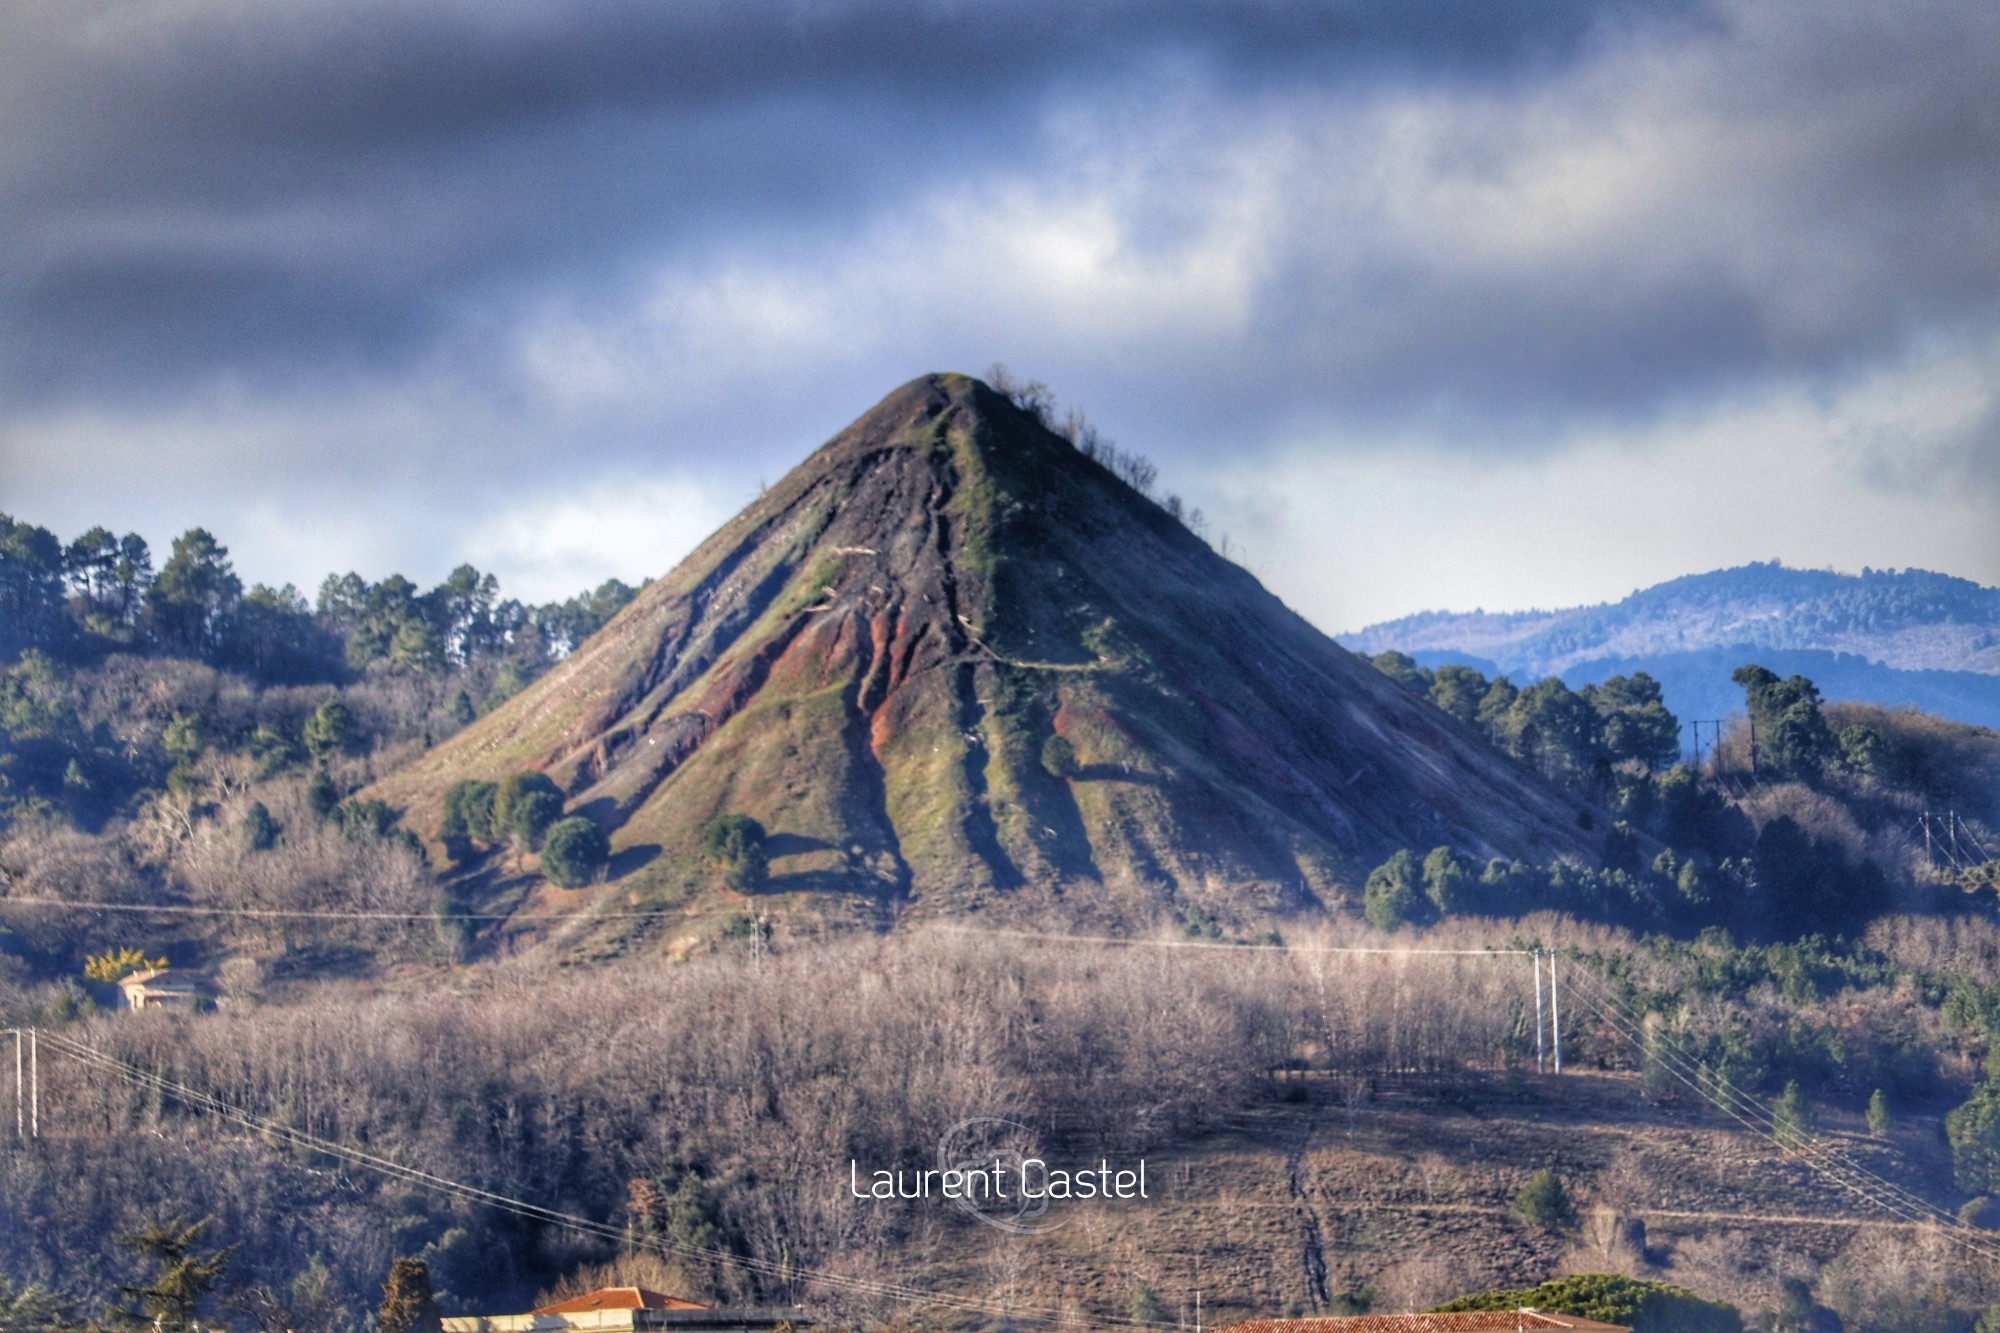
top-left (0, 898), bottom-right (1542, 956)
top-left (16, 905), bottom-right (1981, 1269)
top-left (1553, 963), bottom-right (2000, 1262)
top-left (29, 1028), bottom-right (1174, 1330)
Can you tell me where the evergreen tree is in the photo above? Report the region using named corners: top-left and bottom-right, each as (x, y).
top-left (303, 698), bottom-right (363, 764)
top-left (306, 768), bottom-right (341, 821)
top-left (114, 1216), bottom-right (232, 1332)
top-left (1732, 665), bottom-right (1837, 781)
top-left (441, 779), bottom-right (500, 857)
top-left (0, 1276), bottom-right (68, 1331)
top-left (1127, 1281), bottom-right (1166, 1325)
top-left (1368, 651), bottom-right (1432, 694)
top-left (378, 1256), bottom-right (444, 1333)
top-left (543, 816), bottom-right (611, 887)
top-left (1040, 733), bottom-right (1078, 779)
top-left (64, 525), bottom-right (122, 617)
top-left (1511, 1169), bottom-right (1577, 1231)
top-left (1427, 664), bottom-right (1490, 728)
top-left (699, 813), bottom-right (769, 892)
top-left (1866, 1088), bottom-right (1891, 1136)
top-left (1771, 1079), bottom-right (1814, 1148)
top-left (242, 800), bottom-right (280, 851)
top-left (0, 514), bottom-right (69, 656)
top-left (1586, 672), bottom-right (1681, 772)
top-left (1948, 1081), bottom-right (2000, 1193)
top-left (1500, 678), bottom-right (1604, 784)
top-left (1364, 850), bottom-right (1428, 933)
top-left (161, 712), bottom-right (205, 766)
top-left (1476, 675), bottom-right (1519, 740)
top-left (1421, 846), bottom-right (1475, 916)
top-left (146, 528), bottom-right (242, 656)
top-left (494, 771), bottom-right (565, 849)
top-left (1433, 1273), bottom-right (1741, 1333)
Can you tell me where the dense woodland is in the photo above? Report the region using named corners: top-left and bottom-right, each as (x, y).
top-left (4, 498), bottom-right (2000, 1330)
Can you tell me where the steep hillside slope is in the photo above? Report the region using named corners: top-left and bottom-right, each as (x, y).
top-left (371, 375), bottom-right (1602, 928)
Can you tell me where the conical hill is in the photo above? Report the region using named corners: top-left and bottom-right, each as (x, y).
top-left (371, 374), bottom-right (1603, 932)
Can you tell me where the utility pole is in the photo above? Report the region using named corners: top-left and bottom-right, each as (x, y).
top-left (1532, 951), bottom-right (1546, 1074)
top-left (1688, 720), bottom-right (1724, 774)
top-left (1549, 955), bottom-right (1563, 1076)
top-left (1747, 717), bottom-right (1758, 779)
top-left (1924, 812), bottom-right (1936, 869)
top-left (8, 1028), bottom-right (32, 1140)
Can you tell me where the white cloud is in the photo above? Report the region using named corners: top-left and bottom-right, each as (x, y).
top-left (1200, 334), bottom-right (2000, 633)
top-left (460, 474), bottom-right (733, 604)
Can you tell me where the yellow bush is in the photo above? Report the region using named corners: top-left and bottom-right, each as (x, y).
top-left (82, 947), bottom-right (168, 984)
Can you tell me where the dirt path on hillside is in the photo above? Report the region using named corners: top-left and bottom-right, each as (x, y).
top-left (1230, 1196), bottom-right (1935, 1231)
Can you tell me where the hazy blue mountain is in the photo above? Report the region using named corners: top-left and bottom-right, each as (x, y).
top-left (1342, 562), bottom-right (2000, 730)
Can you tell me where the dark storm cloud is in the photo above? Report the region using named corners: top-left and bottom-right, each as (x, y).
top-left (0, 0), bottom-right (1656, 406)
top-left (5, 0), bottom-right (1998, 610)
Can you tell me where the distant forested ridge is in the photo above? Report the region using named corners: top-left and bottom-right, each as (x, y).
top-left (1342, 562), bottom-right (2000, 730)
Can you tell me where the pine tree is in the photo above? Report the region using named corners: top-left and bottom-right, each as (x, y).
top-left (1772, 1079), bottom-right (1814, 1148)
top-left (114, 1216), bottom-right (231, 1331)
top-left (302, 697), bottom-right (362, 763)
top-left (378, 1256), bottom-right (444, 1333)
top-left (1867, 1088), bottom-right (1891, 1136)
top-left (1511, 1169), bottom-right (1577, 1232)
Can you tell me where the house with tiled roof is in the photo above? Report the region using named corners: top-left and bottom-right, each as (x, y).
top-left (442, 1287), bottom-right (804, 1333)
top-left (1218, 1314), bottom-right (1629, 1333)
top-left (115, 968), bottom-right (206, 1011)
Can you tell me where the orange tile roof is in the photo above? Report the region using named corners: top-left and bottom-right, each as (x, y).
top-left (119, 969), bottom-right (200, 990)
top-left (1220, 1315), bottom-right (1628, 1333)
top-left (533, 1288), bottom-right (707, 1315)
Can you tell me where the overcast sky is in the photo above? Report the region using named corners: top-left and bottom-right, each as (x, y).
top-left (3, 0), bottom-right (1996, 632)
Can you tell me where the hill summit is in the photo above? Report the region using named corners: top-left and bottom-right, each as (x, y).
top-left (375, 375), bottom-right (1600, 930)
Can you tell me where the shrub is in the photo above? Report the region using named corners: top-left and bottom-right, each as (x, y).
top-left (241, 800), bottom-right (279, 851)
top-left (306, 769), bottom-right (341, 820)
top-left (335, 798), bottom-right (397, 841)
top-left (441, 780), bottom-right (499, 857)
top-left (1434, 1273), bottom-right (1741, 1333)
top-left (542, 817), bottom-right (610, 888)
top-left (494, 772), bottom-right (565, 849)
top-left (699, 813), bottom-right (768, 892)
top-left (1040, 733), bottom-right (1078, 779)
top-left (83, 947), bottom-right (167, 984)
top-left (1512, 1168), bottom-right (1577, 1232)
top-left (1960, 1197), bottom-right (2000, 1230)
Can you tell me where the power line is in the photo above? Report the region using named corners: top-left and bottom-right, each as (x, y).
top-left (14, 904), bottom-right (1980, 1267)
top-left (1553, 965), bottom-right (1999, 1262)
top-left (0, 899), bottom-right (1554, 954)
top-left (27, 1028), bottom-right (1176, 1331)
top-left (932, 924), bottom-right (1531, 958)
